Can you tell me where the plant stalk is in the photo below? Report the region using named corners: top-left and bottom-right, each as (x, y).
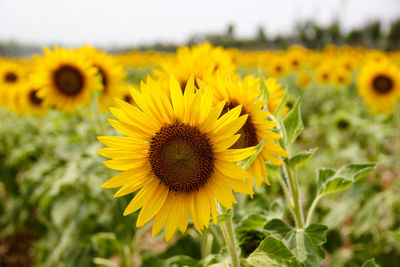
top-left (219, 206), bottom-right (240, 267)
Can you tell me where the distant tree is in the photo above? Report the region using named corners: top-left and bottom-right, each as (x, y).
top-left (388, 19), bottom-right (400, 50)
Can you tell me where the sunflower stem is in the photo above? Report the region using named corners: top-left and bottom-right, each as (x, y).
top-left (305, 194), bottom-right (323, 226)
top-left (270, 114), bottom-right (305, 229)
top-left (201, 230), bottom-right (211, 259)
top-left (219, 206), bottom-right (241, 267)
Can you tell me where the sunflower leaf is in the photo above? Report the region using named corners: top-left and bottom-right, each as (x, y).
top-left (317, 163), bottom-right (377, 196)
top-left (245, 235), bottom-right (301, 267)
top-left (258, 70), bottom-right (269, 109)
top-left (284, 148), bottom-right (317, 170)
top-left (274, 89), bottom-right (288, 119)
top-left (264, 219), bottom-right (328, 267)
top-left (282, 98), bottom-right (303, 145)
top-left (361, 259), bottom-right (380, 267)
top-left (238, 137), bottom-right (266, 170)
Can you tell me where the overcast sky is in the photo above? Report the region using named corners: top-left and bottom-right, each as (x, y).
top-left (0, 0), bottom-right (399, 47)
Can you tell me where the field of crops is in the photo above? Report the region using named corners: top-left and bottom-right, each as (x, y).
top-left (0, 42), bottom-right (400, 267)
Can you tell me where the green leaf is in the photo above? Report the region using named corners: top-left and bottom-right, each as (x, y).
top-left (317, 163), bottom-right (377, 196)
top-left (214, 209), bottom-right (232, 224)
top-left (284, 148), bottom-right (317, 170)
top-left (246, 235), bottom-right (301, 267)
top-left (258, 70), bottom-right (269, 107)
top-left (391, 232), bottom-right (400, 243)
top-left (264, 219), bottom-right (328, 267)
top-left (361, 258), bottom-right (380, 267)
top-left (236, 214), bottom-right (267, 233)
top-left (282, 98), bottom-right (304, 145)
top-left (238, 137), bottom-right (265, 170)
top-left (273, 90), bottom-right (288, 118)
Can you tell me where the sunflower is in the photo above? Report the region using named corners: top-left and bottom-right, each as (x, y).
top-left (357, 61), bottom-right (400, 114)
top-left (265, 55), bottom-right (287, 78)
top-left (316, 63), bottom-right (333, 85)
top-left (80, 45), bottom-right (127, 112)
top-left (0, 61), bottom-right (24, 106)
top-left (31, 47), bottom-right (102, 112)
top-left (296, 70), bottom-right (313, 89)
top-left (9, 82), bottom-right (48, 116)
top-left (98, 76), bottom-right (255, 241)
top-left (153, 42), bottom-right (235, 91)
top-left (333, 67), bottom-right (351, 87)
top-left (202, 73), bottom-right (289, 189)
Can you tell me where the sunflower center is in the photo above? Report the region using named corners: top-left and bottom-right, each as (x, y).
top-left (123, 94), bottom-right (133, 104)
top-left (148, 123), bottom-right (215, 193)
top-left (4, 72), bottom-right (18, 83)
top-left (53, 65), bottom-right (84, 96)
top-left (28, 90), bottom-right (43, 106)
top-left (95, 65), bottom-right (108, 90)
top-left (222, 101), bottom-right (258, 149)
top-left (372, 75), bottom-right (393, 94)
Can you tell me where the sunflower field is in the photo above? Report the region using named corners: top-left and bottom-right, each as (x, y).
top-left (0, 42), bottom-right (400, 267)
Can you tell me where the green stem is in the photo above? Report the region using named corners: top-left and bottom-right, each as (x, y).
top-left (201, 230), bottom-right (211, 259)
top-left (271, 114), bottom-right (305, 229)
top-left (305, 194), bottom-right (323, 226)
top-left (219, 206), bottom-right (240, 267)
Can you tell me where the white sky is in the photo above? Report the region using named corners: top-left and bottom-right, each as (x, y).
top-left (0, 0), bottom-right (399, 47)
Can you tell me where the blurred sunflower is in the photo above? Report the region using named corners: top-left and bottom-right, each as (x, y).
top-left (98, 76), bottom-right (255, 241)
top-left (32, 47), bottom-right (102, 112)
top-left (266, 55), bottom-right (287, 77)
top-left (0, 61), bottom-right (24, 106)
top-left (80, 45), bottom-right (127, 111)
top-left (203, 73), bottom-right (289, 189)
top-left (316, 64), bottom-right (333, 85)
top-left (357, 61), bottom-right (400, 114)
top-left (7, 82), bottom-right (47, 116)
top-left (296, 70), bottom-right (313, 89)
top-left (153, 42), bottom-right (235, 91)
top-left (333, 67), bottom-right (351, 87)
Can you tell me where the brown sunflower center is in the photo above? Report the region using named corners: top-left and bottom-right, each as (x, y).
top-left (148, 123), bottom-right (215, 193)
top-left (4, 72), bottom-right (18, 83)
top-left (95, 65), bottom-right (108, 90)
top-left (372, 75), bottom-right (393, 94)
top-left (222, 101), bottom-right (258, 149)
top-left (179, 78), bottom-right (199, 93)
top-left (53, 65), bottom-right (84, 96)
top-left (123, 94), bottom-right (133, 104)
top-left (28, 90), bottom-right (43, 106)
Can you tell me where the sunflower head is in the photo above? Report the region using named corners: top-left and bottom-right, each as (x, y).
top-left (80, 45), bottom-right (127, 112)
top-left (203, 73), bottom-right (289, 189)
top-left (99, 76), bottom-right (256, 241)
top-left (8, 81), bottom-right (48, 116)
top-left (0, 61), bottom-right (25, 106)
top-left (296, 71), bottom-right (313, 89)
top-left (357, 61), bottom-right (400, 114)
top-left (153, 42), bottom-right (236, 92)
top-left (31, 47), bottom-right (102, 112)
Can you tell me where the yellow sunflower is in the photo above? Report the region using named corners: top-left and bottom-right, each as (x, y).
top-left (0, 61), bottom-right (25, 106)
top-left (32, 47), bottom-right (102, 112)
top-left (80, 45), bottom-right (127, 112)
top-left (265, 54), bottom-right (288, 78)
top-left (98, 76), bottom-right (255, 241)
top-left (357, 61), bottom-right (400, 114)
top-left (296, 70), bottom-right (313, 89)
top-left (202, 73), bottom-right (289, 189)
top-left (333, 67), bottom-right (351, 87)
top-left (153, 42), bottom-right (236, 90)
top-left (9, 82), bottom-right (48, 116)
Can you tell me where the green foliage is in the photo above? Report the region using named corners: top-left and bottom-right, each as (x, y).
top-left (246, 235), bottom-right (301, 267)
top-left (284, 148), bottom-right (317, 170)
top-left (282, 98), bottom-right (304, 145)
top-left (317, 163), bottom-right (377, 196)
top-left (264, 219), bottom-right (328, 267)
